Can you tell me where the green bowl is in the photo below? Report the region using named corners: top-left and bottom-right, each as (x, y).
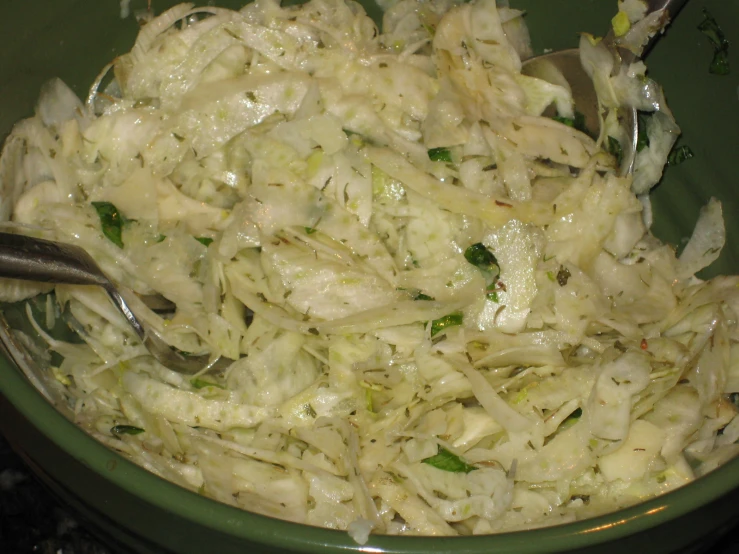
top-left (1, 1), bottom-right (738, 553)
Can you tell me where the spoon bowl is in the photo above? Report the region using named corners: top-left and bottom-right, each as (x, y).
top-left (520, 0), bottom-right (689, 175)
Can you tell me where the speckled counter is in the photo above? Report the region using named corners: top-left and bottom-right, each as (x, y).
top-left (0, 433), bottom-right (110, 554)
top-left (1, 430), bottom-right (739, 554)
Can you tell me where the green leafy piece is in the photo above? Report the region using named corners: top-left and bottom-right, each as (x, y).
top-left (465, 243), bottom-right (501, 295)
top-left (709, 49), bottom-right (730, 76)
top-left (195, 237), bottom-right (214, 247)
top-left (304, 227), bottom-right (318, 235)
top-left (465, 243), bottom-right (502, 302)
top-left (191, 378), bottom-right (225, 390)
top-left (698, 9), bottom-right (730, 75)
top-left (667, 145), bottom-right (694, 166)
top-left (606, 136), bottom-right (623, 166)
top-left (155, 234), bottom-right (167, 243)
top-left (422, 446), bottom-right (477, 473)
top-left (636, 112), bottom-right (651, 152)
top-left (431, 312), bottom-right (463, 336)
top-left (365, 388), bottom-right (375, 413)
top-left (553, 115), bottom-right (574, 127)
top-left (111, 425), bottom-right (145, 436)
top-left (427, 147), bottom-right (453, 163)
top-left (92, 201), bottom-right (126, 248)
top-left (344, 129), bottom-right (366, 147)
top-left (464, 243), bottom-right (498, 272)
top-left (553, 111), bottom-right (586, 133)
top-left (559, 407), bottom-right (583, 432)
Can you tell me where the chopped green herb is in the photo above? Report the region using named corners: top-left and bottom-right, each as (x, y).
top-left (365, 388), bottom-right (374, 413)
top-left (559, 408), bottom-right (583, 432)
top-left (465, 243), bottom-right (501, 297)
top-left (195, 237), bottom-right (214, 247)
top-left (710, 49), bottom-right (730, 75)
top-left (704, 246), bottom-right (721, 256)
top-left (427, 147), bottom-right (453, 163)
top-left (553, 111), bottom-right (586, 133)
top-left (553, 116), bottom-right (574, 127)
top-left (667, 145), bottom-right (694, 166)
top-left (399, 287), bottom-right (436, 301)
top-left (636, 112), bottom-right (651, 152)
top-left (431, 312), bottom-right (463, 336)
top-left (344, 129), bottom-right (366, 147)
top-left (464, 243), bottom-right (498, 273)
top-left (546, 271), bottom-right (556, 282)
top-left (556, 265), bottom-right (571, 287)
top-left (698, 9), bottom-right (730, 75)
top-left (155, 234), bottom-right (167, 243)
top-left (191, 378), bottom-right (225, 390)
top-left (304, 227), bottom-right (318, 235)
top-left (422, 446), bottom-right (477, 473)
top-left (606, 136), bottom-right (623, 166)
top-left (111, 425), bottom-right (145, 436)
top-left (92, 201), bottom-right (126, 248)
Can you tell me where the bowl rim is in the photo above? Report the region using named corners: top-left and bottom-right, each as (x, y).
top-left (2, 353), bottom-right (739, 554)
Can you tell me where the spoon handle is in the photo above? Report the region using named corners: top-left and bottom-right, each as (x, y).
top-left (0, 232), bottom-right (109, 287)
top-left (645, 0), bottom-right (690, 19)
top-left (642, 0), bottom-right (690, 54)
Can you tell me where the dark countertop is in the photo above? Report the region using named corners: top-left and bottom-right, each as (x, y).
top-left (1, 430), bottom-right (739, 554)
top-left (0, 433), bottom-right (110, 554)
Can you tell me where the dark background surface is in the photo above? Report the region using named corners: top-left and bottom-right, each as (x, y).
top-left (0, 430), bottom-right (738, 554)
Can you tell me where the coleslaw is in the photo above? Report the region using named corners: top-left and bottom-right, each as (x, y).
top-left (1, 0), bottom-right (737, 540)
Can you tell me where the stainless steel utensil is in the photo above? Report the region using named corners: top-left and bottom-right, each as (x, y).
top-left (521, 0), bottom-right (689, 174)
top-left (0, 232), bottom-right (232, 374)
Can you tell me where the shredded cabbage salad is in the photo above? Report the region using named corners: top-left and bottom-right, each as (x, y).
top-left (1, 0), bottom-right (738, 540)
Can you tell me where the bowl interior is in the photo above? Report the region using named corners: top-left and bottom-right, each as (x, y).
top-left (0, 0), bottom-right (738, 553)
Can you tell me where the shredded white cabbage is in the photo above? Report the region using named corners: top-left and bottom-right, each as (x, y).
top-left (0, 0), bottom-right (736, 541)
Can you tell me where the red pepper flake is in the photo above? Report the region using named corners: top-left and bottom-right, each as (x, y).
top-left (640, 338), bottom-right (648, 350)
top-left (495, 200), bottom-right (513, 208)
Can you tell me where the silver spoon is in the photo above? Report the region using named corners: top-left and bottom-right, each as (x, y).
top-left (0, 232), bottom-right (233, 374)
top-left (521, 0), bottom-right (689, 174)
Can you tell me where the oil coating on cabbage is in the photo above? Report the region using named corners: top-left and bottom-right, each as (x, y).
top-left (1, 0), bottom-right (737, 541)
